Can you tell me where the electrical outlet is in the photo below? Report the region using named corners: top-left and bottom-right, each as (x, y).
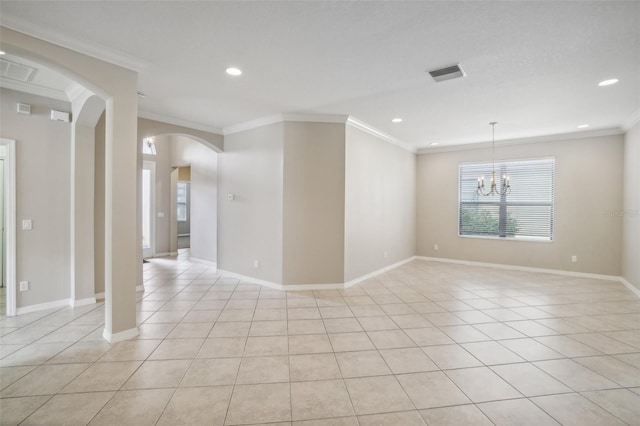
top-left (19, 281), bottom-right (29, 291)
top-left (253, 260), bottom-right (259, 268)
top-left (571, 255), bottom-right (578, 263)
top-left (434, 244), bottom-right (439, 251)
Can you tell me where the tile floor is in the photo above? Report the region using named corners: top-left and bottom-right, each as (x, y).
top-left (1, 253), bottom-right (640, 425)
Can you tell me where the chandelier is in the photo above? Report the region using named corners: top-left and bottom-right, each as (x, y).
top-left (477, 122), bottom-right (511, 196)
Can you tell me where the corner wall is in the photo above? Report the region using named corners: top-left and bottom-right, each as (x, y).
top-left (0, 88), bottom-right (72, 307)
top-left (623, 122), bottom-right (640, 288)
top-left (344, 126), bottom-right (417, 281)
top-left (417, 134), bottom-right (624, 276)
top-left (283, 122), bottom-right (345, 285)
top-left (218, 123), bottom-right (284, 283)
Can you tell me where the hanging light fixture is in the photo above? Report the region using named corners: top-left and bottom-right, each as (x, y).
top-left (477, 122), bottom-right (510, 196)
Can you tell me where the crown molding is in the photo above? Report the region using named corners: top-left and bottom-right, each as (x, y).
top-left (1, 19), bottom-right (148, 72)
top-left (346, 116), bottom-right (417, 153)
top-left (138, 110), bottom-right (223, 135)
top-left (223, 114), bottom-right (284, 136)
top-left (0, 77), bottom-right (69, 101)
top-left (282, 113), bottom-right (349, 124)
top-left (622, 109), bottom-right (640, 132)
top-left (417, 127), bottom-right (624, 154)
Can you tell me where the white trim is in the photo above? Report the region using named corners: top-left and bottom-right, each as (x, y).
top-left (94, 292), bottom-right (105, 300)
top-left (622, 109), bottom-right (640, 132)
top-left (619, 277), bottom-right (640, 298)
top-left (138, 110), bottom-right (223, 135)
top-left (16, 298), bottom-right (69, 315)
top-left (418, 127), bottom-right (623, 154)
top-left (223, 114), bottom-right (283, 136)
top-left (178, 233), bottom-right (190, 237)
top-left (102, 327), bottom-right (138, 343)
top-left (188, 257), bottom-right (217, 269)
top-left (344, 257), bottom-right (417, 288)
top-left (216, 269), bottom-right (282, 290)
top-left (1, 17), bottom-right (149, 72)
top-left (0, 77), bottom-right (69, 101)
top-left (71, 297), bottom-right (96, 307)
top-left (0, 139), bottom-right (16, 316)
top-left (150, 252), bottom-right (171, 257)
top-left (218, 256), bottom-right (416, 291)
top-left (282, 113), bottom-right (348, 124)
top-left (136, 285), bottom-right (145, 292)
top-left (65, 82), bottom-right (86, 103)
top-left (142, 160), bottom-right (156, 258)
top-left (415, 256), bottom-right (623, 282)
top-left (346, 116), bottom-right (416, 153)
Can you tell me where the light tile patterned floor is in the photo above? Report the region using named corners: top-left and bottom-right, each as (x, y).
top-left (1, 254), bottom-right (640, 425)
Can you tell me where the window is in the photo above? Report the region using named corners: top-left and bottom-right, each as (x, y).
top-left (459, 158), bottom-right (554, 241)
top-left (177, 182), bottom-right (188, 222)
top-left (142, 138), bottom-right (156, 155)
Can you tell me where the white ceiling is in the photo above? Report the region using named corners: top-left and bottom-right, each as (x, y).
top-left (0, 1), bottom-right (638, 149)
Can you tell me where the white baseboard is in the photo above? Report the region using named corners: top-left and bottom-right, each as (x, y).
top-left (619, 277), bottom-right (640, 298)
top-left (71, 297), bottom-right (97, 308)
top-left (170, 251), bottom-right (178, 256)
top-left (218, 256), bottom-right (416, 291)
top-left (216, 269), bottom-right (282, 290)
top-left (415, 256), bottom-right (639, 298)
top-left (16, 296), bottom-right (101, 315)
top-left (189, 257), bottom-right (217, 269)
top-left (178, 233), bottom-right (190, 237)
top-left (415, 256), bottom-right (621, 281)
top-left (102, 327), bottom-right (138, 343)
top-left (94, 292), bottom-right (105, 300)
top-left (344, 257), bottom-right (417, 288)
top-left (152, 252), bottom-right (171, 257)
top-left (16, 298), bottom-right (70, 315)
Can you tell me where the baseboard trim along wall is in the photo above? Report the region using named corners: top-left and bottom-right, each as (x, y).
top-left (102, 327), bottom-right (139, 343)
top-left (189, 257), bottom-right (217, 268)
top-left (15, 298), bottom-right (71, 315)
top-left (416, 256), bottom-right (638, 297)
top-left (71, 297), bottom-right (97, 308)
top-left (94, 292), bottom-right (105, 300)
top-left (136, 285), bottom-right (145, 292)
top-left (218, 256), bottom-right (416, 291)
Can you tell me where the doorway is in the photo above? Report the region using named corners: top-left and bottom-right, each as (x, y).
top-left (0, 139), bottom-right (16, 316)
top-left (142, 160), bottom-right (156, 258)
top-left (177, 166), bottom-right (191, 251)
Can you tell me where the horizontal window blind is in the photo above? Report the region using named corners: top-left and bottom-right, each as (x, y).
top-left (459, 158), bottom-right (554, 240)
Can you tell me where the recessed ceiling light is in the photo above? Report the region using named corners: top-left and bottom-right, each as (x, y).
top-left (577, 124), bottom-right (590, 129)
top-left (598, 78), bottom-right (619, 87)
top-left (391, 118), bottom-right (403, 123)
top-left (430, 142), bottom-right (439, 146)
top-left (226, 67), bottom-right (242, 76)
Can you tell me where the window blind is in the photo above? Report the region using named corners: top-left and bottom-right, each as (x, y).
top-left (459, 158), bottom-right (554, 240)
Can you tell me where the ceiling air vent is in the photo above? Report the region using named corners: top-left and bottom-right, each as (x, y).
top-left (0, 58), bottom-right (37, 82)
top-left (427, 64), bottom-right (465, 83)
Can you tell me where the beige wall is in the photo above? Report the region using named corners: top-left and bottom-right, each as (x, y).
top-left (0, 88), bottom-right (72, 307)
top-left (282, 122), bottom-right (345, 285)
top-left (172, 135), bottom-right (218, 263)
top-left (218, 123), bottom-right (284, 283)
top-left (623, 122), bottom-right (640, 288)
top-left (344, 126), bottom-right (417, 281)
top-left (417, 134), bottom-right (624, 276)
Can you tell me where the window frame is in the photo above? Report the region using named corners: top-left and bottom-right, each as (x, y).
top-left (457, 156), bottom-right (555, 243)
top-left (176, 181), bottom-right (188, 223)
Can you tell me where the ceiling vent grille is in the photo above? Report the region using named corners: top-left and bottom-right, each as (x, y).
top-left (0, 58), bottom-right (37, 82)
top-left (428, 64), bottom-right (465, 82)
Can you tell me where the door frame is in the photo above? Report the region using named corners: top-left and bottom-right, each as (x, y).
top-left (0, 139), bottom-right (16, 316)
top-left (142, 160), bottom-right (156, 258)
